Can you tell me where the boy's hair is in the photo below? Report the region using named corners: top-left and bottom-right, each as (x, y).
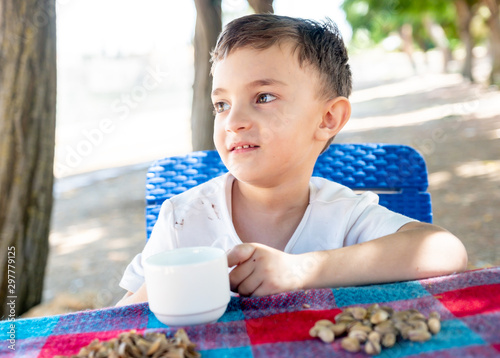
top-left (210, 14), bottom-right (352, 150)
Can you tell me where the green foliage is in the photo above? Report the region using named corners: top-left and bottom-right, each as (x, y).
top-left (342, 0), bottom-right (460, 50)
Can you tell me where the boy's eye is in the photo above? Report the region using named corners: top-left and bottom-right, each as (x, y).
top-left (257, 93), bottom-right (277, 104)
top-left (213, 102), bottom-right (230, 114)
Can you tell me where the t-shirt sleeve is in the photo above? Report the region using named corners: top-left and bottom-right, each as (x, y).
top-left (119, 200), bottom-right (177, 293)
top-left (343, 191), bottom-right (417, 246)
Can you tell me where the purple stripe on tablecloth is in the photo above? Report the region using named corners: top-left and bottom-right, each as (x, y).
top-left (9, 336), bottom-right (50, 358)
top-left (405, 344), bottom-right (500, 358)
top-left (419, 267), bottom-right (500, 295)
top-left (240, 289), bottom-right (336, 319)
top-left (250, 339), bottom-right (358, 358)
top-left (51, 303), bottom-right (149, 335)
top-left (184, 321), bottom-right (251, 350)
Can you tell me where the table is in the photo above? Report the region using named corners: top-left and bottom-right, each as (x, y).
top-left (1, 267), bottom-right (499, 357)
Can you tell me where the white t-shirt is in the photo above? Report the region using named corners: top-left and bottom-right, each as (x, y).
top-left (120, 173), bottom-right (414, 293)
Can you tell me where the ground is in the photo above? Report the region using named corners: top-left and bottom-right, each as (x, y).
top-left (22, 50), bottom-right (500, 318)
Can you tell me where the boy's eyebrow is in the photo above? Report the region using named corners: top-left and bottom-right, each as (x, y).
top-left (211, 78), bottom-right (287, 97)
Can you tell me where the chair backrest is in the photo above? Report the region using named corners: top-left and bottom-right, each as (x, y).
top-left (145, 144), bottom-right (432, 240)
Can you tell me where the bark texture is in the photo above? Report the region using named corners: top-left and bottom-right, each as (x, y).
top-left (0, 0), bottom-right (57, 316)
top-left (484, 0), bottom-right (500, 85)
top-left (455, 0), bottom-right (477, 81)
top-left (191, 0), bottom-right (222, 151)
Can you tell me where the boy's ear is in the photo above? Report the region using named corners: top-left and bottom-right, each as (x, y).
top-left (315, 96), bottom-right (351, 141)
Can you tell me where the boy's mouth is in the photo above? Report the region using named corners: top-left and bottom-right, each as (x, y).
top-left (229, 142), bottom-right (260, 152)
top-left (229, 144), bottom-right (259, 151)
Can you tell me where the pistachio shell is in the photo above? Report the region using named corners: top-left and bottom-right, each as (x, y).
top-left (341, 337), bottom-right (361, 352)
top-left (348, 329), bottom-right (368, 343)
top-left (408, 329), bottom-right (432, 342)
top-left (317, 328), bottom-right (335, 343)
top-left (382, 333), bottom-right (396, 348)
top-left (365, 339), bottom-right (382, 355)
top-left (427, 317), bottom-right (441, 334)
top-left (370, 309), bottom-right (390, 324)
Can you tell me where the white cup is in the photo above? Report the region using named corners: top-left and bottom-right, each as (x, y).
top-left (144, 247), bottom-right (230, 326)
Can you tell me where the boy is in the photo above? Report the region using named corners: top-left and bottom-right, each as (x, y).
top-left (117, 14), bottom-right (467, 305)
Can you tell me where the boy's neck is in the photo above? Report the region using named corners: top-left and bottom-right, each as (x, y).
top-left (231, 178), bottom-right (310, 250)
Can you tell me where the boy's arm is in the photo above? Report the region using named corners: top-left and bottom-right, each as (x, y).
top-left (115, 283), bottom-right (148, 306)
top-left (227, 222), bottom-right (468, 296)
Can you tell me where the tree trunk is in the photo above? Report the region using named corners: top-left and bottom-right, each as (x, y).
top-left (484, 0), bottom-right (500, 86)
top-left (399, 23), bottom-right (417, 74)
top-left (248, 0), bottom-right (274, 13)
top-left (0, 0), bottom-right (57, 316)
top-left (455, 0), bottom-right (476, 81)
top-left (191, 0), bottom-right (222, 151)
top-left (423, 15), bottom-right (453, 73)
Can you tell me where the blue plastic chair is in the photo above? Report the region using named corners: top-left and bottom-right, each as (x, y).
top-left (145, 144), bottom-right (432, 240)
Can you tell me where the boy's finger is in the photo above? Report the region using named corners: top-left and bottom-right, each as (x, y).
top-left (228, 259), bottom-right (256, 293)
top-left (226, 243), bottom-right (257, 267)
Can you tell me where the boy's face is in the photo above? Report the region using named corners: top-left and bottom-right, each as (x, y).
top-left (211, 44), bottom-right (329, 187)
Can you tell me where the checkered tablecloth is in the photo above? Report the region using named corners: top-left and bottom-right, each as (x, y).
top-left (1, 267), bottom-right (499, 357)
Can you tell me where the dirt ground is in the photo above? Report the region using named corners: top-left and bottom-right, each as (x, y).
top-left (22, 53), bottom-right (500, 318)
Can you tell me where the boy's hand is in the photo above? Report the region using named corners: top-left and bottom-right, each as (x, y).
top-left (227, 243), bottom-right (314, 296)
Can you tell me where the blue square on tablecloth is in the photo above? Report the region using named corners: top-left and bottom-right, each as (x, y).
top-left (2, 315), bottom-right (60, 339)
top-left (200, 346), bottom-right (253, 357)
top-left (332, 281), bottom-right (431, 307)
top-left (219, 296), bottom-right (244, 322)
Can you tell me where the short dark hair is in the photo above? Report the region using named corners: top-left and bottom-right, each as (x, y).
top-left (211, 14), bottom-right (352, 100)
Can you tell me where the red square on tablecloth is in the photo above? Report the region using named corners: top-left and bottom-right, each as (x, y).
top-left (434, 283), bottom-right (500, 318)
top-left (38, 329), bottom-right (146, 358)
top-left (245, 309), bottom-right (341, 345)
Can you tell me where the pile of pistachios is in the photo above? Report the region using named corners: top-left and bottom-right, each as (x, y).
top-left (309, 304), bottom-right (441, 355)
top-left (54, 329), bottom-right (200, 358)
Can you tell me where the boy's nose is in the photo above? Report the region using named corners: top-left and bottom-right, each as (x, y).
top-left (225, 104), bottom-right (252, 133)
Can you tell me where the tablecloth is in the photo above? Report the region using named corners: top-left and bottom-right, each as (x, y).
top-left (1, 267), bottom-right (499, 357)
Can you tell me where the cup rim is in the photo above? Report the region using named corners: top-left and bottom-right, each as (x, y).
top-left (144, 246), bottom-right (226, 268)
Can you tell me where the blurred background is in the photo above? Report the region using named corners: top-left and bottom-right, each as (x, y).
top-left (2, 0), bottom-right (498, 317)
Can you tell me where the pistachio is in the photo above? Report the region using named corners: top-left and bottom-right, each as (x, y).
top-left (309, 326), bottom-right (321, 338)
top-left (335, 312), bottom-right (355, 323)
top-left (408, 312), bottom-right (427, 321)
top-left (381, 333), bottom-right (396, 348)
top-left (146, 338), bottom-right (162, 355)
top-left (408, 329), bottom-right (432, 342)
top-left (315, 319), bottom-right (335, 328)
top-left (368, 331), bottom-right (381, 344)
top-left (348, 329), bottom-right (368, 343)
top-left (370, 309), bottom-right (390, 324)
top-left (347, 306), bottom-right (368, 320)
top-left (408, 320), bottom-right (429, 332)
top-left (427, 317), bottom-right (441, 334)
top-left (367, 303), bottom-right (380, 313)
top-left (374, 320), bottom-right (397, 335)
top-left (331, 322), bottom-right (348, 336)
top-left (341, 337), bottom-right (361, 352)
top-left (348, 322), bottom-right (373, 334)
top-left (317, 328), bottom-right (335, 343)
top-left (399, 325), bottom-right (413, 340)
top-left (392, 310), bottom-right (410, 321)
top-left (380, 306), bottom-right (394, 316)
top-left (364, 339), bottom-right (382, 355)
